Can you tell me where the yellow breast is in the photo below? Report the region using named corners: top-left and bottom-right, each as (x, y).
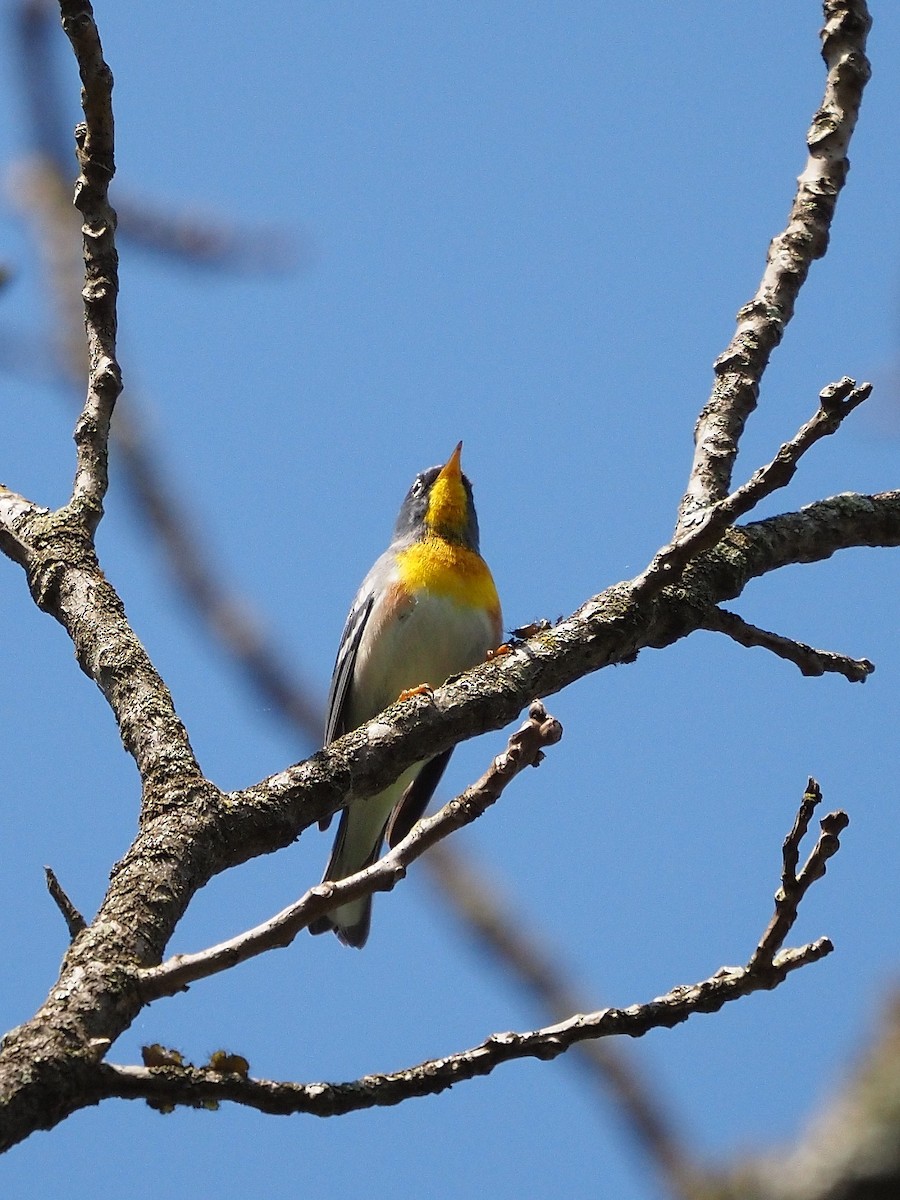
top-left (396, 536), bottom-right (500, 619)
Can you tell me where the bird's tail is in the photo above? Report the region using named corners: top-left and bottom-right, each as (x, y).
top-left (309, 807), bottom-right (386, 949)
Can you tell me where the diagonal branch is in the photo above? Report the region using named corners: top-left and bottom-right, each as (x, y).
top-left (100, 778), bottom-right (845, 1122)
top-left (709, 377), bottom-right (871, 517)
top-left (676, 1), bottom-right (872, 534)
top-left (634, 378), bottom-right (871, 604)
top-left (44, 866), bottom-right (87, 939)
top-left (138, 702), bottom-right (562, 999)
top-left (203, 488), bottom-right (900, 876)
top-left (702, 606), bottom-right (874, 682)
top-left (2, 487), bottom-right (897, 902)
top-left (97, 941), bottom-right (833, 1119)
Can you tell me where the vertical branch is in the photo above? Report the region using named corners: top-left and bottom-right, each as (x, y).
top-left (675, 1), bottom-right (872, 534)
top-left (58, 0), bottom-right (122, 531)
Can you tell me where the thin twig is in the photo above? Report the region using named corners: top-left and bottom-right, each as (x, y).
top-left (676, 2), bottom-right (872, 534)
top-left (749, 778), bottom-right (849, 972)
top-left (138, 702), bottom-right (562, 999)
top-left (44, 866), bottom-right (86, 938)
top-left (100, 940), bottom-right (833, 1119)
top-left (58, 0), bottom-right (122, 532)
top-left (114, 775), bottom-right (847, 1120)
top-left (703, 606), bottom-right (874, 682)
top-left (714, 377), bottom-right (871, 514)
top-left (633, 379), bottom-right (871, 604)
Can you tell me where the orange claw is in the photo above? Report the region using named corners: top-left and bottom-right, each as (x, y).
top-left (485, 643), bottom-right (511, 660)
top-left (398, 683), bottom-right (434, 702)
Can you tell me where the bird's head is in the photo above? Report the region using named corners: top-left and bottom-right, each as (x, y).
top-left (393, 442), bottom-right (480, 550)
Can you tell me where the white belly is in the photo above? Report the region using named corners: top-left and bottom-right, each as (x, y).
top-left (347, 588), bottom-right (497, 727)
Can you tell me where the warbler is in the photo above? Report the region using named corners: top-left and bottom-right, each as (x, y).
top-left (310, 442), bottom-right (502, 948)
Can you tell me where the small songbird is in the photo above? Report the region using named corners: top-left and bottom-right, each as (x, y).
top-left (310, 443), bottom-right (502, 947)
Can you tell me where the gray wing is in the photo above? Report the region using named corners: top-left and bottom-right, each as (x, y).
top-left (385, 748), bottom-right (453, 848)
top-left (319, 588), bottom-right (375, 830)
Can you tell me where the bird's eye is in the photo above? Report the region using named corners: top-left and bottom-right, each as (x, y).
top-left (412, 476), bottom-right (425, 495)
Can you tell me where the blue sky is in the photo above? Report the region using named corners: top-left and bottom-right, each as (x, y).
top-left (2, 3), bottom-right (899, 1198)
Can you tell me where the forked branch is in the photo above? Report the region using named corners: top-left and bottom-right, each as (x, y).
top-left (676, 1), bottom-right (872, 532)
top-left (99, 781), bottom-right (842, 1120)
top-left (139, 702), bottom-right (563, 999)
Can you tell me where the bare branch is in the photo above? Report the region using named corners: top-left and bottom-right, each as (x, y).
top-left (676, 1), bottom-right (872, 533)
top-left (0, 502), bottom-right (204, 794)
top-left (714, 377), bottom-right (870, 516)
top-left (0, 486), bottom-right (48, 568)
top-left (3, 484), bottom-right (896, 895)
top-left (703, 606), bottom-right (874, 682)
top-left (0, 0), bottom-right (885, 1158)
top-left (749, 778), bottom-right (849, 972)
top-left (118, 779), bottom-right (846, 1121)
top-left (634, 379), bottom-right (871, 603)
top-left (58, 0), bottom-right (122, 532)
top-left (44, 866), bottom-right (86, 939)
top-left (221, 489), bottom-right (900, 866)
top-left (98, 941), bottom-right (833, 1120)
top-left (139, 702), bottom-right (563, 999)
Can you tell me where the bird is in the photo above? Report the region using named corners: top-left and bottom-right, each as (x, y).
top-left (310, 442), bottom-right (502, 947)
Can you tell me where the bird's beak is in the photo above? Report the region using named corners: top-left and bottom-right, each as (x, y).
top-left (437, 441), bottom-right (463, 483)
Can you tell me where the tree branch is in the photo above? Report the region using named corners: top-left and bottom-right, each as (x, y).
top-left (634, 378), bottom-right (871, 603)
top-left (749, 778), bottom-right (849, 972)
top-left (44, 865), bottom-right (87, 939)
top-left (96, 942), bottom-right (832, 1120)
top-left (0, 0), bottom-right (886, 1163)
top-left (58, 0), bottom-right (121, 532)
top-left (108, 781), bottom-right (844, 1124)
top-left (138, 702), bottom-right (562, 999)
top-left (224, 490), bottom-right (900, 872)
top-left (676, 1), bottom-right (872, 533)
top-left (702, 606), bottom-right (874, 682)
